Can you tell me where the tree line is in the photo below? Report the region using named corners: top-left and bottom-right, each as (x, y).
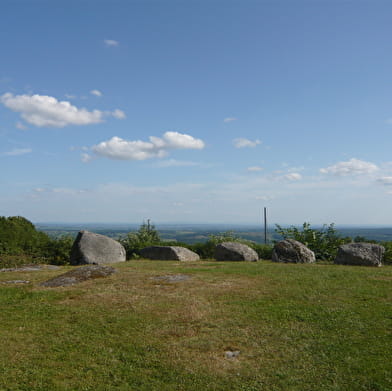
top-left (0, 216), bottom-right (391, 267)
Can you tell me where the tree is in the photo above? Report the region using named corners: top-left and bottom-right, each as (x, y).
top-left (119, 220), bottom-right (161, 259)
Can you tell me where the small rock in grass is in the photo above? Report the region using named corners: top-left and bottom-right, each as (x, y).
top-left (225, 350), bottom-right (241, 359)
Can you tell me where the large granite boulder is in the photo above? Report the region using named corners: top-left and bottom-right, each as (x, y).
top-left (334, 243), bottom-right (384, 267)
top-left (70, 230), bottom-right (126, 265)
top-left (40, 265), bottom-right (116, 287)
top-left (140, 246), bottom-right (200, 261)
top-left (272, 239), bottom-right (315, 263)
top-left (214, 242), bottom-right (258, 262)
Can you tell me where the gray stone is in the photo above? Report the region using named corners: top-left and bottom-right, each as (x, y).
top-left (40, 265), bottom-right (116, 287)
top-left (0, 265), bottom-right (60, 272)
top-left (140, 246), bottom-right (200, 261)
top-left (0, 280), bottom-right (30, 284)
top-left (225, 350), bottom-right (241, 359)
top-left (334, 242), bottom-right (384, 267)
top-left (70, 230), bottom-right (126, 265)
top-left (272, 239), bottom-right (315, 263)
top-left (214, 242), bottom-right (258, 262)
top-left (152, 274), bottom-right (192, 282)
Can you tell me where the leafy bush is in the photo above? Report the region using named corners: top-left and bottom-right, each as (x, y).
top-left (275, 222), bottom-right (350, 262)
top-left (119, 220), bottom-right (161, 259)
top-left (381, 242), bottom-right (392, 265)
top-left (251, 243), bottom-right (273, 260)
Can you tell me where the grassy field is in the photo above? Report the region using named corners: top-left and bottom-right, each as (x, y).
top-left (0, 260), bottom-right (391, 391)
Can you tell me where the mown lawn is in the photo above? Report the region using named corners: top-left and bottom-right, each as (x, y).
top-left (0, 260), bottom-right (391, 391)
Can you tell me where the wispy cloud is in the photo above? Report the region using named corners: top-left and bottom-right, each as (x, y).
top-left (247, 166), bottom-right (263, 172)
top-left (90, 89), bottom-right (102, 97)
top-left (84, 131), bottom-right (205, 162)
top-left (233, 138), bottom-right (261, 148)
top-left (104, 39), bottom-right (119, 47)
top-left (1, 93), bottom-right (124, 128)
top-left (282, 173), bottom-right (302, 181)
top-left (320, 158), bottom-right (378, 176)
top-left (155, 159), bottom-right (200, 168)
top-left (16, 121), bottom-right (27, 130)
top-left (1, 148), bottom-right (32, 156)
top-left (224, 117), bottom-right (237, 123)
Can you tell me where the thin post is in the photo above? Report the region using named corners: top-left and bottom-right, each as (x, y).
top-left (263, 207), bottom-right (267, 244)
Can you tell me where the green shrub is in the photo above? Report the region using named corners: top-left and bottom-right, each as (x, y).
top-left (381, 241), bottom-right (392, 265)
top-left (119, 220), bottom-right (161, 259)
top-left (275, 222), bottom-right (351, 262)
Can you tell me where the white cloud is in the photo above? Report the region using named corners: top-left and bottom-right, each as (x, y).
top-left (282, 173), bottom-right (302, 181)
top-left (112, 109), bottom-right (126, 119)
top-left (320, 158), bottom-right (379, 176)
top-left (88, 131), bottom-right (205, 161)
top-left (2, 148), bottom-right (32, 156)
top-left (224, 117), bottom-right (237, 123)
top-left (104, 39), bottom-right (119, 47)
top-left (247, 166), bottom-right (263, 172)
top-left (1, 93), bottom-right (124, 128)
top-left (233, 138), bottom-right (261, 148)
top-left (90, 89), bottom-right (102, 97)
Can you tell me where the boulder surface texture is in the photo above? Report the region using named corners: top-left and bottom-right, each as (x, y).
top-left (334, 242), bottom-right (384, 267)
top-left (214, 242), bottom-right (258, 262)
top-left (70, 230), bottom-right (126, 265)
top-left (272, 239), bottom-right (315, 263)
top-left (40, 265), bottom-right (116, 287)
top-left (140, 246), bottom-right (200, 261)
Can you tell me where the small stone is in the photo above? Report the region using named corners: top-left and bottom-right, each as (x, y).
top-left (225, 350), bottom-right (241, 359)
top-left (152, 274), bottom-right (191, 282)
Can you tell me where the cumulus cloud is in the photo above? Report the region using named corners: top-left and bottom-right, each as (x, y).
top-left (233, 138), bottom-right (261, 148)
top-left (320, 158), bottom-right (379, 176)
top-left (2, 148), bottom-right (32, 156)
top-left (1, 93), bottom-right (124, 128)
top-left (104, 39), bottom-right (119, 47)
top-left (224, 117), bottom-right (237, 123)
top-left (87, 131), bottom-right (205, 161)
top-left (90, 89), bottom-right (102, 97)
top-left (247, 166), bottom-right (263, 172)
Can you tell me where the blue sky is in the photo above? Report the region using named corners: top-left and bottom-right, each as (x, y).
top-left (2, 0), bottom-right (392, 225)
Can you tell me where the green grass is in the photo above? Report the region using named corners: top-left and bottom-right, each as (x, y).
top-left (0, 260), bottom-right (391, 391)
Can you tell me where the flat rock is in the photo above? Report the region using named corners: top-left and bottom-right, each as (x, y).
top-left (140, 246), bottom-right (200, 261)
top-left (334, 242), bottom-right (385, 267)
top-left (0, 280), bottom-right (30, 284)
top-left (272, 239), bottom-right (316, 263)
top-left (70, 230), bottom-right (126, 265)
top-left (152, 274), bottom-right (192, 282)
top-left (0, 265), bottom-right (60, 272)
top-left (214, 242), bottom-right (258, 262)
top-left (40, 265), bottom-right (116, 287)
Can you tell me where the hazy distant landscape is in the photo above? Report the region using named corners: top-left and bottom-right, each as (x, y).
top-left (36, 222), bottom-right (392, 244)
